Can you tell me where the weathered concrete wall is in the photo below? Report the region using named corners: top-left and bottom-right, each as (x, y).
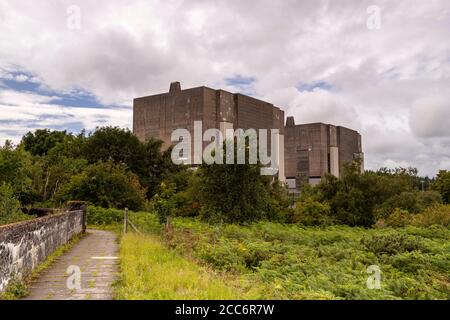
top-left (0, 209), bottom-right (86, 292)
top-left (133, 82), bottom-right (286, 180)
top-left (284, 120), bottom-right (364, 186)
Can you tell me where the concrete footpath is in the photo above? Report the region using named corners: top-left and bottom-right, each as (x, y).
top-left (23, 229), bottom-right (119, 300)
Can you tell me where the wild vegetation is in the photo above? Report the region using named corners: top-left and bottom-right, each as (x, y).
top-left (1, 128), bottom-right (450, 300)
top-left (0, 127), bottom-right (179, 219)
top-left (116, 233), bottom-right (257, 299)
top-left (88, 208), bottom-right (450, 300)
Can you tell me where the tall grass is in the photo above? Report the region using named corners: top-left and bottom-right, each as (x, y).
top-left (87, 206), bottom-right (450, 300)
top-left (115, 234), bottom-right (258, 299)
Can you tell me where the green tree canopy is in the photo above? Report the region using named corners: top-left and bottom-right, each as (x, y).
top-left (21, 129), bottom-right (70, 156)
top-left (433, 170), bottom-right (450, 204)
top-left (195, 140), bottom-right (283, 223)
top-left (59, 161), bottom-right (147, 210)
top-left (315, 162), bottom-right (422, 227)
top-left (82, 126), bottom-right (177, 197)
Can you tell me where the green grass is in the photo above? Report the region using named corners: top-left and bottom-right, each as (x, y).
top-left (115, 233), bottom-right (259, 299)
top-left (0, 212), bottom-right (36, 226)
top-left (88, 207), bottom-right (450, 300)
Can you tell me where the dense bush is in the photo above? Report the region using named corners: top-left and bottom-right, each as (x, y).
top-left (148, 215), bottom-right (450, 299)
top-left (376, 208), bottom-right (411, 228)
top-left (82, 127), bottom-right (180, 197)
top-left (0, 183), bottom-right (33, 225)
top-left (376, 191), bottom-right (442, 219)
top-left (361, 233), bottom-right (424, 256)
top-left (59, 161), bottom-right (147, 210)
top-left (433, 170), bottom-right (450, 204)
top-left (197, 162), bottom-right (274, 223)
top-left (152, 182), bottom-right (176, 224)
top-left (87, 206), bottom-right (125, 225)
top-left (376, 204), bottom-right (450, 228)
top-left (293, 196), bottom-right (334, 226)
top-left (307, 163), bottom-right (442, 227)
top-left (411, 204), bottom-right (450, 227)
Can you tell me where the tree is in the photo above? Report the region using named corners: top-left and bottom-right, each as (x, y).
top-left (21, 129), bottom-right (69, 156)
top-left (433, 170), bottom-right (450, 204)
top-left (315, 162), bottom-right (422, 227)
top-left (195, 140), bottom-right (277, 224)
top-left (59, 161), bottom-right (147, 210)
top-left (0, 183), bottom-right (21, 218)
top-left (375, 191), bottom-right (442, 219)
top-left (0, 141), bottom-right (33, 202)
top-left (82, 126), bottom-right (177, 197)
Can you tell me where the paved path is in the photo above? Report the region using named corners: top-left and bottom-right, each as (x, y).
top-left (23, 229), bottom-right (119, 300)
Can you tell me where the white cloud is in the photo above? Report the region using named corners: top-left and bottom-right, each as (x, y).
top-left (410, 95), bottom-right (450, 138)
top-left (14, 74), bottom-right (28, 82)
top-left (0, 0), bottom-right (449, 176)
top-left (0, 90), bottom-right (131, 145)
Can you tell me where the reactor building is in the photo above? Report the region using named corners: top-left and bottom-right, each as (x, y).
top-left (133, 82), bottom-right (363, 189)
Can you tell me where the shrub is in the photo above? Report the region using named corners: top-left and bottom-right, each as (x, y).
top-left (376, 191), bottom-right (442, 219)
top-left (361, 234), bottom-right (424, 256)
top-left (433, 170), bottom-right (450, 204)
top-left (315, 164), bottom-right (422, 227)
top-left (293, 196), bottom-right (334, 226)
top-left (87, 206), bottom-right (124, 225)
top-left (59, 161), bottom-right (147, 210)
top-left (152, 182), bottom-right (176, 224)
top-left (82, 127), bottom-right (178, 198)
top-left (0, 183), bottom-right (32, 225)
top-left (411, 204), bottom-right (450, 227)
top-left (381, 208), bottom-right (412, 228)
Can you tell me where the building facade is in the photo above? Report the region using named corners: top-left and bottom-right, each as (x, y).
top-left (284, 116), bottom-right (364, 187)
top-left (133, 82), bottom-right (364, 187)
top-left (133, 82), bottom-right (285, 180)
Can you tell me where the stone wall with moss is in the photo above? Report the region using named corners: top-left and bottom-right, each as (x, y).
top-left (0, 208), bottom-right (86, 292)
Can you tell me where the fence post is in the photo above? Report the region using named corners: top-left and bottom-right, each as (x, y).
top-left (124, 207), bottom-right (128, 234)
top-left (81, 204), bottom-right (87, 233)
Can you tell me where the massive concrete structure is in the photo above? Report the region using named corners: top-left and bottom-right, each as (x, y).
top-left (284, 117), bottom-right (364, 187)
top-left (133, 82), bottom-right (285, 180)
top-left (133, 82), bottom-right (363, 187)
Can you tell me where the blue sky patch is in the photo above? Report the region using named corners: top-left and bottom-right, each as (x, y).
top-left (297, 80), bottom-right (333, 92)
top-left (224, 75), bottom-right (257, 96)
top-left (225, 75), bottom-right (256, 86)
top-left (1, 69), bottom-right (106, 109)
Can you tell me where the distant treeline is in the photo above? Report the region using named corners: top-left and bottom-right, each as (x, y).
top-left (1, 127), bottom-right (449, 228)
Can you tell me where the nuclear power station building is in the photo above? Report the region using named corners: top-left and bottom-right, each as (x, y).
top-left (133, 82), bottom-right (363, 189)
top-left (284, 117), bottom-right (363, 187)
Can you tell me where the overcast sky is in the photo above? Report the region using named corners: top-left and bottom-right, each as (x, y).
top-left (0, 0), bottom-right (449, 176)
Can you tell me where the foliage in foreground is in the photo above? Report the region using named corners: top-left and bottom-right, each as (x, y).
top-left (92, 207), bottom-right (450, 300)
top-left (116, 233), bottom-right (257, 299)
top-left (163, 218), bottom-right (450, 300)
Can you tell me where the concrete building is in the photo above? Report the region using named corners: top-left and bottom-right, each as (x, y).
top-left (284, 116), bottom-right (364, 188)
top-left (133, 82), bottom-right (363, 187)
top-left (133, 82), bottom-right (285, 180)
